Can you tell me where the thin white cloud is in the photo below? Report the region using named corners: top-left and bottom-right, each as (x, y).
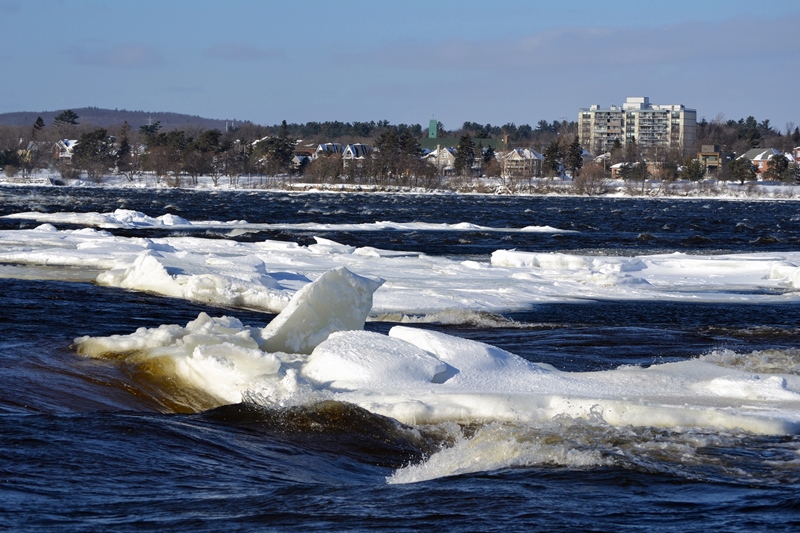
top-left (371, 15), bottom-right (800, 72)
top-left (0, 0), bottom-right (21, 13)
top-left (204, 42), bottom-right (285, 62)
top-left (336, 14), bottom-right (800, 127)
top-left (166, 85), bottom-right (204, 94)
top-left (70, 44), bottom-right (164, 69)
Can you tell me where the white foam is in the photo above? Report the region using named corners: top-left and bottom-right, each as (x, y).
top-left (387, 421), bottom-right (612, 484)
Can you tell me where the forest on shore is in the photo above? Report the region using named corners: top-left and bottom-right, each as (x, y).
top-left (2, 108), bottom-right (799, 195)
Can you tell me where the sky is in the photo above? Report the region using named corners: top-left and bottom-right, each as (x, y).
top-left (1, 0), bottom-right (799, 131)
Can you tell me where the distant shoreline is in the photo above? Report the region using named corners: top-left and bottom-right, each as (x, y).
top-left (3, 172), bottom-right (800, 202)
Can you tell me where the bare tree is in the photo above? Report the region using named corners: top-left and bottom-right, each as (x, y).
top-left (571, 163), bottom-right (610, 195)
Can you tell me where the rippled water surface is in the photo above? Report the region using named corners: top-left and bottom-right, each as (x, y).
top-left (2, 187), bottom-right (800, 531)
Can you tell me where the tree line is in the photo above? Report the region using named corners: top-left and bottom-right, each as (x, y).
top-left (1, 109), bottom-right (798, 192)
top-left (696, 115), bottom-right (800, 155)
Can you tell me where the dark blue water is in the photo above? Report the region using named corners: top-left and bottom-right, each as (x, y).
top-left (3, 187), bottom-right (800, 256)
top-left (2, 186), bottom-right (800, 531)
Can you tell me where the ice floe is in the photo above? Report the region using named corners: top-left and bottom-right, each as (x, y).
top-left (3, 222), bottom-right (800, 315)
top-left (73, 265), bottom-right (800, 436)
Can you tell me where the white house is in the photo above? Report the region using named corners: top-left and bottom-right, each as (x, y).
top-left (313, 143), bottom-right (344, 159)
top-left (342, 144), bottom-right (373, 168)
top-left (502, 148), bottom-right (543, 178)
top-left (342, 143), bottom-right (372, 158)
top-left (423, 146), bottom-right (457, 173)
top-left (53, 139), bottom-right (78, 160)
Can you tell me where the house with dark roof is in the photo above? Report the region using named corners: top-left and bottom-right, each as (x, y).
top-left (342, 143), bottom-right (373, 160)
top-left (312, 143), bottom-right (344, 159)
top-left (342, 143), bottom-right (373, 169)
top-left (738, 148), bottom-right (786, 178)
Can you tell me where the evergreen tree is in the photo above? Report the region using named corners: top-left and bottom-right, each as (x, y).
top-left (623, 137), bottom-right (639, 163)
top-left (139, 125), bottom-right (186, 181)
top-left (397, 129), bottom-right (422, 157)
top-left (275, 120), bottom-right (295, 170)
top-left (373, 127), bottom-right (422, 182)
top-left (251, 120), bottom-right (295, 175)
top-left (727, 157), bottom-right (756, 185)
top-left (0, 149), bottom-right (20, 172)
top-left (53, 110), bottom-right (79, 126)
top-left (564, 136), bottom-right (583, 177)
top-left (373, 127), bottom-right (400, 181)
top-left (793, 127), bottom-right (800, 146)
top-left (183, 129), bottom-right (226, 183)
top-left (116, 121), bottom-right (141, 181)
top-left (32, 116), bottom-right (45, 139)
top-left (454, 134), bottom-right (475, 176)
top-left (609, 138), bottom-right (624, 164)
top-left (737, 116), bottom-right (761, 148)
top-left (483, 146), bottom-right (495, 164)
top-left (764, 154), bottom-right (789, 182)
top-left (72, 128), bottom-right (116, 182)
top-left (679, 159), bottom-right (704, 181)
top-left (543, 139), bottom-right (563, 177)
top-left (140, 121), bottom-right (162, 143)
top-left (535, 120), bottom-right (553, 133)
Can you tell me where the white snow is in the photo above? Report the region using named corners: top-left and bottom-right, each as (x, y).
top-left (2, 209), bottom-right (575, 233)
top-left (3, 214), bottom-right (800, 314)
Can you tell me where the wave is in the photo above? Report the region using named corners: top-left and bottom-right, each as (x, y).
top-left (389, 417), bottom-right (800, 485)
top-left (200, 401), bottom-right (442, 468)
top-left (701, 348), bottom-right (800, 376)
top-left (371, 309), bottom-right (532, 328)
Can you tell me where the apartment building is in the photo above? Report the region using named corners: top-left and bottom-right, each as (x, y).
top-left (579, 97), bottom-right (697, 156)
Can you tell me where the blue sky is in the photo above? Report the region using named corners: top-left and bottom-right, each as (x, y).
top-left (2, 0), bottom-right (799, 131)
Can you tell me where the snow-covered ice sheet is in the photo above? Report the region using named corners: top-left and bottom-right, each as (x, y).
top-left (72, 264), bottom-right (800, 436)
top-left (2, 221), bottom-right (800, 315)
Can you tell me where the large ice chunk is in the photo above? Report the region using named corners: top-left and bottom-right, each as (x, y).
top-left (96, 250), bottom-right (289, 311)
top-left (98, 250), bottom-right (184, 298)
top-left (302, 330), bottom-right (448, 390)
top-left (388, 325), bottom-right (553, 387)
top-left (260, 266), bottom-right (384, 354)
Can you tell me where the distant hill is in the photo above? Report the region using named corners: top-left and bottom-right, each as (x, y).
top-left (0, 107), bottom-right (252, 130)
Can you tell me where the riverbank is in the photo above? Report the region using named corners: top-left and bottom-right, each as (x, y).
top-left (3, 170), bottom-right (800, 200)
